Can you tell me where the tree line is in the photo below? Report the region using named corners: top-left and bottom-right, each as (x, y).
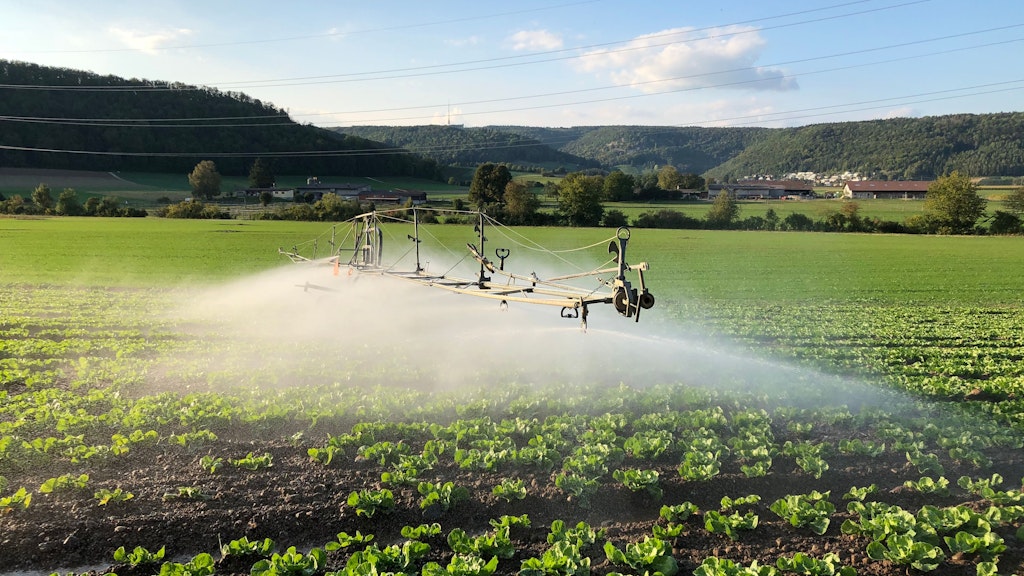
top-left (462, 164), bottom-right (1024, 235)
top-left (0, 184), bottom-right (146, 217)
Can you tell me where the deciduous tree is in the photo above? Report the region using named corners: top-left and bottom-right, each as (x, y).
top-left (603, 171), bottom-right (635, 201)
top-left (657, 166), bottom-right (683, 191)
top-left (314, 193), bottom-right (361, 221)
top-left (188, 160), bottom-right (222, 200)
top-left (679, 172), bottom-right (706, 191)
top-left (31, 183), bottom-right (54, 214)
top-left (924, 172), bottom-right (986, 233)
top-left (1004, 186), bottom-right (1024, 214)
top-left (502, 181), bottom-right (540, 225)
top-left (55, 188), bottom-right (83, 216)
top-left (468, 163), bottom-right (512, 208)
top-left (557, 172), bottom-right (604, 227)
top-left (706, 190), bottom-right (740, 228)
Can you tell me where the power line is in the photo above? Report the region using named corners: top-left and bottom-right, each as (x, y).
top-left (211, 0), bottom-right (892, 88)
top-left (0, 0), bottom-right (930, 92)
top-left (2, 81), bottom-right (1020, 159)
top-left (2, 27), bottom-right (1018, 128)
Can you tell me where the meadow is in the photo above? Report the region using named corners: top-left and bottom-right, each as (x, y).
top-left (1, 215), bottom-right (1024, 576)
top-left (3, 168), bottom-right (1018, 226)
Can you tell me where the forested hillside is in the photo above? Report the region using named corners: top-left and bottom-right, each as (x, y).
top-left (551, 125), bottom-right (767, 173)
top-left (0, 60), bottom-right (440, 178)
top-left (335, 125), bottom-right (597, 170)
top-left (3, 61), bottom-right (1022, 180)
top-left (703, 113), bottom-right (1024, 181)
top-left (346, 114), bottom-right (1024, 179)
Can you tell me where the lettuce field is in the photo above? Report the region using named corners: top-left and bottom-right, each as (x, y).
top-left (2, 217), bottom-right (1024, 576)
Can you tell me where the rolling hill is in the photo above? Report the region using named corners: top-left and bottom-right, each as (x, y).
top-left (3, 60), bottom-right (1023, 180)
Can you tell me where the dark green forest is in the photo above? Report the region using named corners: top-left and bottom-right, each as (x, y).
top-left (335, 125), bottom-right (597, 171)
top-left (0, 60), bottom-right (440, 178)
top-left (702, 114), bottom-right (1024, 181)
top-left (2, 60), bottom-right (1023, 180)
top-left (342, 116), bottom-right (1024, 180)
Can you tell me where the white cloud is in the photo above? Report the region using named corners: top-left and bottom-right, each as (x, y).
top-left (107, 26), bottom-right (193, 54)
top-left (509, 29), bottom-right (563, 51)
top-left (445, 36), bottom-right (481, 48)
top-left (576, 26), bottom-right (796, 93)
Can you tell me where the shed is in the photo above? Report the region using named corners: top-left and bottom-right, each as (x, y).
top-left (843, 181), bottom-right (932, 199)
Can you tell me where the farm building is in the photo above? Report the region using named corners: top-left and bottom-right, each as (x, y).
top-left (843, 180), bottom-right (932, 199)
top-left (359, 190), bottom-right (428, 204)
top-left (234, 178), bottom-right (426, 205)
top-left (230, 186), bottom-right (299, 200)
top-left (708, 180), bottom-right (815, 200)
top-left (293, 178), bottom-right (372, 201)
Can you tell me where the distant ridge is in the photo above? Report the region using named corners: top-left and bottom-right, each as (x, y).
top-left (0, 60), bottom-right (440, 179)
top-left (3, 60), bottom-right (1022, 179)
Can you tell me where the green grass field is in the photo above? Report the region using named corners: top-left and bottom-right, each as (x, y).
top-left (3, 217), bottom-right (1022, 308)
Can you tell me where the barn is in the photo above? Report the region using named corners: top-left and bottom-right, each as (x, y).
top-left (843, 180), bottom-right (932, 199)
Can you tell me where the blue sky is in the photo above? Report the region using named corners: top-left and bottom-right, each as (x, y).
top-left (2, 0), bottom-right (1022, 128)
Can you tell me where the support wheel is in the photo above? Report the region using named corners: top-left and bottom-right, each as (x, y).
top-left (613, 288), bottom-right (629, 315)
top-left (639, 292), bottom-right (655, 310)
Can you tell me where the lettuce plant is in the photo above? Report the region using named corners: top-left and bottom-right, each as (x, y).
top-left (554, 473), bottom-right (598, 507)
top-left (324, 530), bottom-right (373, 552)
top-left (113, 545), bottom-right (165, 567)
top-left (94, 487), bottom-right (133, 506)
top-left (219, 535), bottom-right (275, 558)
top-left (520, 540), bottom-right (591, 576)
top-left (842, 484), bottom-right (878, 501)
top-left (604, 536), bottom-right (678, 576)
top-left (39, 473), bottom-right (89, 494)
top-left (866, 534), bottom-right (945, 572)
top-left (401, 523), bottom-right (442, 540)
top-left (613, 468), bottom-right (662, 500)
top-left (547, 520), bottom-right (603, 548)
top-left (422, 554), bottom-right (499, 576)
top-left (0, 487), bottom-right (32, 512)
top-left (231, 451), bottom-right (273, 470)
top-left (704, 510), bottom-right (758, 541)
top-left (943, 530), bottom-right (1006, 561)
top-left (155, 552), bottom-right (215, 576)
top-left (418, 481), bottom-right (469, 513)
top-left (492, 478), bottom-right (527, 502)
top-left (660, 502), bottom-right (699, 523)
top-left (347, 488), bottom-right (395, 518)
top-left (693, 557), bottom-right (777, 576)
top-left (250, 546), bottom-right (326, 576)
top-left (769, 491), bottom-right (834, 535)
top-left (775, 552), bottom-right (854, 576)
top-left (902, 476), bottom-right (949, 496)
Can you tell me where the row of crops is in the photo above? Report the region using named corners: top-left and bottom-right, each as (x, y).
top-left (2, 284), bottom-right (1024, 575)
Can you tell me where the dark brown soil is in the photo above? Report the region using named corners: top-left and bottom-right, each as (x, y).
top-left (2, 429), bottom-right (1023, 576)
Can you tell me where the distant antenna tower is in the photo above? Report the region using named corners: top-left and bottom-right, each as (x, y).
top-left (447, 101), bottom-right (450, 126)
